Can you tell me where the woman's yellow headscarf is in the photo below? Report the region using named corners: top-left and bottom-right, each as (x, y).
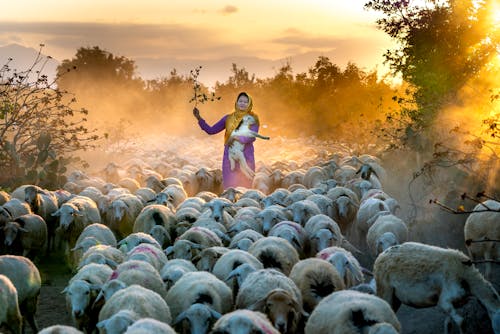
top-left (224, 92), bottom-right (259, 144)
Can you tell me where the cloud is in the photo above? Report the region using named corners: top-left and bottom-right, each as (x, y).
top-left (219, 5), bottom-right (238, 15)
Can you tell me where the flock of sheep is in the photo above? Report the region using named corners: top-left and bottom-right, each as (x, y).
top-left (0, 134), bottom-right (499, 334)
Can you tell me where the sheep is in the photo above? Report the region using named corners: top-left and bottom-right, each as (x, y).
top-left (52, 195), bottom-right (101, 253)
top-left (306, 194), bottom-right (334, 217)
top-left (281, 170), bottom-right (305, 189)
top-left (160, 259), bottom-right (198, 291)
top-left (62, 263), bottom-right (113, 332)
top-left (125, 243), bottom-right (168, 271)
top-left (174, 302), bottom-right (223, 334)
top-left (235, 268), bottom-right (306, 334)
top-left (192, 217), bottom-right (230, 245)
top-left (284, 188), bottom-right (314, 207)
top-left (374, 242), bottom-right (500, 334)
top-left (248, 236), bottom-right (300, 276)
top-left (192, 246), bottom-right (230, 272)
top-left (0, 274), bottom-right (22, 334)
top-left (71, 223), bottom-right (117, 269)
top-left (177, 196), bottom-right (206, 212)
top-left (352, 197), bottom-right (391, 248)
top-left (98, 285), bottom-right (172, 328)
top-left (160, 184), bottom-right (188, 208)
top-left (133, 204), bottom-right (176, 236)
top-left (77, 245), bottom-right (125, 270)
top-left (228, 229), bottom-right (264, 251)
top-left (106, 193), bottom-right (144, 239)
top-left (304, 214), bottom-right (359, 256)
top-left (149, 224), bottom-right (171, 249)
top-left (256, 206), bottom-right (290, 235)
top-left (289, 258), bottom-right (345, 313)
top-left (212, 249), bottom-right (264, 297)
top-left (360, 189), bottom-right (401, 216)
top-left (164, 239), bottom-right (205, 261)
top-left (78, 186), bottom-right (104, 204)
top-left (117, 232), bottom-right (162, 253)
top-left (135, 187), bottom-right (157, 205)
top-left (304, 290), bottom-right (401, 334)
top-left (166, 271), bottom-right (233, 333)
top-left (97, 308), bottom-right (139, 334)
top-left (177, 226), bottom-right (224, 249)
top-left (124, 318), bottom-right (176, 334)
top-left (463, 199), bottom-right (500, 280)
top-left (38, 325), bottom-right (84, 334)
top-left (303, 165), bottom-right (329, 189)
top-left (366, 214), bottom-right (408, 259)
top-left (101, 259), bottom-right (166, 301)
top-left (0, 198), bottom-right (32, 226)
top-left (0, 255), bottom-right (41, 333)
top-left (262, 188), bottom-right (291, 208)
top-left (3, 214), bottom-right (47, 259)
top-left (268, 220), bottom-right (309, 259)
top-left (118, 177), bottom-right (141, 193)
top-left (210, 309), bottom-right (281, 334)
top-left (287, 199), bottom-right (322, 226)
top-left (316, 246), bottom-right (365, 288)
top-left (23, 185), bottom-right (59, 252)
top-left (200, 197), bottom-right (235, 225)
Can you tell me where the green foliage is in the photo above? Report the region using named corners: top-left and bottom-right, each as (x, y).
top-left (0, 44), bottom-right (98, 189)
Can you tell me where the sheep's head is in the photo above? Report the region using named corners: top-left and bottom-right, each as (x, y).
top-left (251, 289), bottom-right (305, 334)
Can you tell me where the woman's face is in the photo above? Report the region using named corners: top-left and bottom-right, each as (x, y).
top-left (236, 95), bottom-right (250, 111)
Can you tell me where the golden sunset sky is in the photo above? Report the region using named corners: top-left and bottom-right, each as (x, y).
top-left (0, 0), bottom-right (395, 85)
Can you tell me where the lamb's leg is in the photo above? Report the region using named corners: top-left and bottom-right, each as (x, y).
top-left (249, 131), bottom-right (270, 140)
top-left (229, 155), bottom-right (236, 171)
top-left (237, 153), bottom-right (255, 179)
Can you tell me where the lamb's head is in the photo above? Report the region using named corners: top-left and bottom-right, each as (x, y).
top-left (241, 115), bottom-right (256, 126)
top-left (53, 203), bottom-right (81, 228)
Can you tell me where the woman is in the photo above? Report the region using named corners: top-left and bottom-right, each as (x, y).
top-left (193, 92), bottom-right (260, 190)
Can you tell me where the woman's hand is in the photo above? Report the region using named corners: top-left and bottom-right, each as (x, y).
top-left (193, 107), bottom-right (201, 120)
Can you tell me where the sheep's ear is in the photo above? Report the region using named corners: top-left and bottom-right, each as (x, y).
top-left (71, 245), bottom-right (82, 252)
top-left (51, 209), bottom-right (61, 217)
top-left (61, 286), bottom-right (68, 294)
top-left (105, 258), bottom-right (118, 269)
top-left (96, 319), bottom-right (107, 330)
top-left (210, 308), bottom-right (222, 320)
top-left (18, 227), bottom-right (29, 233)
top-left (174, 310), bottom-right (187, 325)
top-left (165, 246), bottom-right (174, 256)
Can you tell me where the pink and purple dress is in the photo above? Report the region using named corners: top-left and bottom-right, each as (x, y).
top-left (197, 115), bottom-right (258, 189)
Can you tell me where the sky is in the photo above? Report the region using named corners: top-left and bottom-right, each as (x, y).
top-left (0, 0), bottom-right (395, 85)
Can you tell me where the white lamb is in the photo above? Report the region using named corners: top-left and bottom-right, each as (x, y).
top-left (366, 214), bottom-right (408, 259)
top-left (248, 236), bottom-right (300, 276)
top-left (374, 242), bottom-right (500, 334)
top-left (211, 309), bottom-right (280, 334)
top-left (304, 290), bottom-right (401, 334)
top-left (228, 114), bottom-right (270, 180)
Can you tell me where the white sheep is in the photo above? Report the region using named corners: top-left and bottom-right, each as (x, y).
top-left (210, 309), bottom-right (280, 334)
top-left (160, 259), bottom-right (198, 291)
top-left (262, 188), bottom-right (291, 208)
top-left (148, 224), bottom-right (171, 249)
top-left (77, 244), bottom-right (125, 270)
top-left (100, 259), bottom-right (166, 301)
top-left (23, 185), bottom-right (59, 252)
top-left (352, 197), bottom-right (391, 248)
top-left (256, 206), bottom-right (291, 235)
top-left (248, 236), bottom-right (300, 276)
top-left (316, 246), bottom-right (364, 288)
top-left (106, 193), bottom-right (144, 239)
top-left (304, 290), bottom-right (401, 334)
top-left (52, 195), bottom-right (101, 252)
top-left (0, 255), bottom-right (41, 333)
top-left (288, 199), bottom-right (323, 226)
top-left (135, 186), bottom-right (157, 204)
top-left (0, 274), bottom-right (22, 334)
top-left (117, 232), bottom-right (162, 253)
top-left (235, 268), bottom-right (306, 334)
top-left (98, 285), bottom-right (172, 327)
top-left (3, 214), bottom-right (48, 259)
top-left (200, 197), bottom-right (235, 225)
top-left (124, 317), bottom-right (176, 334)
top-left (268, 220), bottom-right (309, 259)
top-left (125, 243), bottom-right (168, 271)
top-left (289, 258), bottom-right (345, 313)
top-left (212, 249), bottom-right (264, 296)
top-left (303, 165), bottom-right (329, 189)
top-left (284, 188), bottom-right (314, 207)
top-left (463, 199), bottom-right (500, 279)
top-left (133, 203), bottom-right (176, 237)
top-left (304, 214), bottom-right (359, 256)
top-left (366, 214), bottom-right (408, 259)
top-left (192, 246), bottom-right (230, 272)
top-left (166, 271), bottom-right (233, 332)
top-left (0, 198), bottom-right (32, 225)
top-left (62, 263), bottom-right (113, 332)
top-left (71, 223), bottom-right (117, 269)
top-left (159, 183), bottom-right (188, 208)
top-left (374, 242), bottom-right (500, 334)
top-left (228, 229), bottom-right (264, 251)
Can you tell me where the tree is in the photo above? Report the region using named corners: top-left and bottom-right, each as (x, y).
top-left (364, 0), bottom-right (498, 128)
top-left (0, 45), bottom-right (98, 188)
